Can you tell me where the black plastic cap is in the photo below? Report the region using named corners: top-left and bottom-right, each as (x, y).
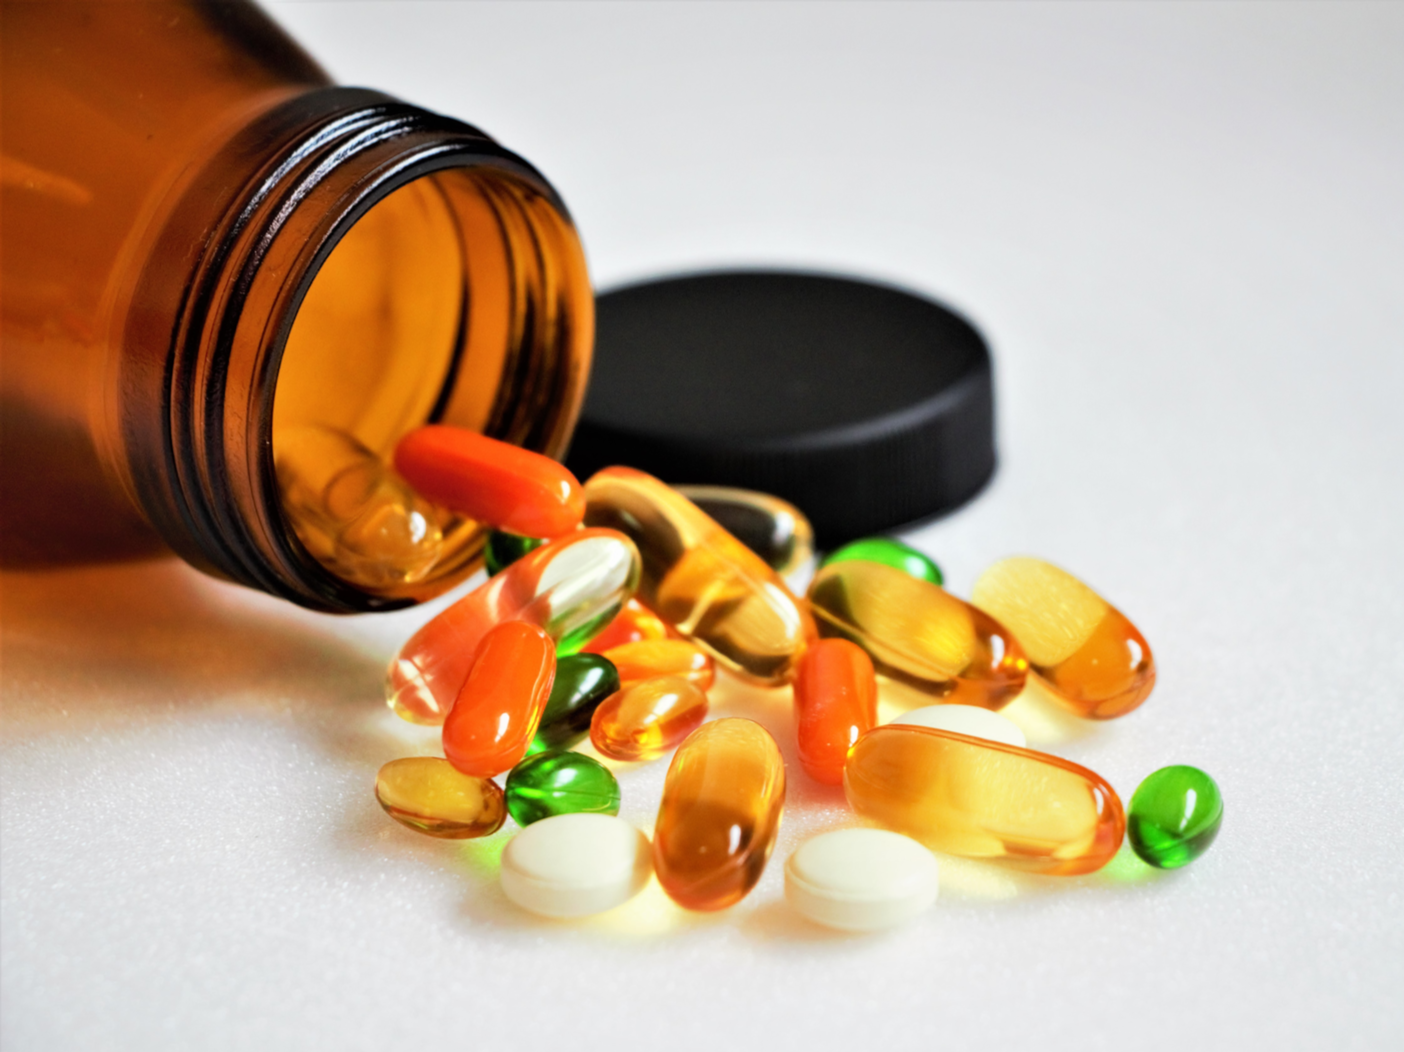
top-left (566, 271), bottom-right (996, 547)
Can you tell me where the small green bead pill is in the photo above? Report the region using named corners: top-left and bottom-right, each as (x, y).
top-left (822, 537), bottom-right (943, 586)
top-left (527, 654), bottom-right (621, 755)
top-left (484, 530), bottom-right (546, 576)
top-left (1127, 765), bottom-right (1224, 869)
top-left (506, 751), bottom-right (622, 827)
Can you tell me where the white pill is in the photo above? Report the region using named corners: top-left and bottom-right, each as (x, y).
top-left (501, 813), bottom-right (652, 918)
top-left (891, 704), bottom-right (1026, 748)
top-left (784, 828), bottom-right (938, 932)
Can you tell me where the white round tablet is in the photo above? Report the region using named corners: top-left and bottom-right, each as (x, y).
top-left (891, 704), bottom-right (1026, 748)
top-left (784, 828), bottom-right (938, 932)
top-left (501, 813), bottom-right (652, 919)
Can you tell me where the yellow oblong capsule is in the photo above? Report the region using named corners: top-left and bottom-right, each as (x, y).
top-left (652, 718), bottom-right (786, 910)
top-left (375, 757), bottom-right (506, 839)
top-left (844, 724), bottom-right (1125, 875)
top-left (807, 559), bottom-right (1027, 709)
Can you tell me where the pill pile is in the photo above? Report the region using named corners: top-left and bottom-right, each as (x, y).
top-left (283, 424), bottom-right (1224, 931)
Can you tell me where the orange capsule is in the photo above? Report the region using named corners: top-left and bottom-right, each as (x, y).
top-left (844, 724), bottom-right (1125, 875)
top-left (442, 621), bottom-right (556, 778)
top-left (394, 425), bottom-right (585, 538)
top-left (652, 719), bottom-right (786, 911)
top-left (581, 599), bottom-right (671, 654)
top-left (601, 638), bottom-right (715, 691)
top-left (589, 676), bottom-right (710, 762)
top-left (793, 638), bottom-right (877, 785)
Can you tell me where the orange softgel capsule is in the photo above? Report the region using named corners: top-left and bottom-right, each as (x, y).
top-left (972, 557), bottom-right (1155, 719)
top-left (793, 638), bottom-right (877, 785)
top-left (443, 621), bottom-right (556, 778)
top-left (652, 718), bottom-right (786, 910)
top-left (602, 638), bottom-right (715, 691)
top-left (589, 676), bottom-right (710, 762)
top-left (807, 559), bottom-right (1027, 709)
top-left (844, 724), bottom-right (1125, 875)
top-left (387, 528), bottom-right (639, 724)
top-left (581, 599), bottom-right (671, 654)
top-left (584, 467), bottom-right (815, 684)
top-left (394, 425), bottom-right (585, 538)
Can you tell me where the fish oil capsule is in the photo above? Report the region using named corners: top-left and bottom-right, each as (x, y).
top-left (844, 724), bottom-right (1124, 875)
top-left (808, 560), bottom-right (1027, 709)
top-left (601, 638), bottom-right (715, 690)
top-left (793, 638), bottom-right (878, 785)
top-left (581, 598), bottom-right (672, 654)
top-left (485, 530), bottom-right (546, 576)
top-left (589, 676), bottom-right (710, 762)
top-left (501, 814), bottom-right (652, 918)
top-left (972, 557), bottom-right (1155, 719)
top-left (784, 828), bottom-right (938, 932)
top-left (673, 485), bottom-right (815, 579)
top-left (387, 528), bottom-right (639, 724)
top-left (528, 654), bottom-right (621, 755)
top-left (822, 536), bottom-right (943, 586)
top-left (505, 751), bottom-right (621, 826)
top-left (1127, 765), bottom-right (1224, 869)
top-left (374, 757), bottom-right (506, 839)
top-left (442, 621), bottom-right (556, 778)
top-left (891, 704), bottom-right (1026, 748)
top-left (394, 425), bottom-right (585, 538)
top-left (652, 718), bottom-right (786, 910)
top-left (584, 467), bottom-right (815, 684)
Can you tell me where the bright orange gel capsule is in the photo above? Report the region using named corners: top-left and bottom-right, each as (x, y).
top-left (589, 676), bottom-right (710, 762)
top-left (394, 425), bottom-right (586, 538)
top-left (971, 557), bottom-right (1155, 719)
top-left (807, 559), bottom-right (1027, 709)
top-left (602, 638), bottom-right (715, 690)
top-left (793, 638), bottom-right (877, 785)
top-left (581, 599), bottom-right (672, 654)
top-left (844, 724), bottom-right (1125, 875)
top-left (442, 621), bottom-right (556, 778)
top-left (652, 719), bottom-right (786, 910)
top-left (387, 528), bottom-right (639, 724)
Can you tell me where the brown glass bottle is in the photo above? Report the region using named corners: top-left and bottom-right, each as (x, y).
top-left (0, 0), bottom-right (593, 612)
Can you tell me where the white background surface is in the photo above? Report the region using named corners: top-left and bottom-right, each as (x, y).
top-left (3, 3), bottom-right (1403, 1049)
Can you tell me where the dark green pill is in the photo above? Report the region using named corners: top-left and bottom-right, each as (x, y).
top-left (506, 751), bottom-right (621, 827)
top-left (484, 530), bottom-right (546, 576)
top-left (822, 536), bottom-right (943, 586)
top-left (1127, 765), bottom-right (1224, 870)
top-left (527, 654), bottom-right (620, 755)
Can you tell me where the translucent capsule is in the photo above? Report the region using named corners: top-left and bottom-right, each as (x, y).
top-left (584, 467), bottom-right (815, 684)
top-left (673, 485), bottom-right (814, 579)
top-left (793, 638), bottom-right (877, 785)
top-left (601, 638), bottom-right (715, 691)
top-left (442, 621), bottom-right (556, 778)
top-left (528, 654), bottom-right (621, 755)
top-left (971, 557), bottom-right (1155, 719)
top-left (374, 757), bottom-right (506, 839)
top-left (589, 676), bottom-right (710, 762)
top-left (276, 424), bottom-right (443, 589)
top-left (581, 598), bottom-right (671, 654)
top-left (386, 528), bottom-right (639, 724)
top-left (822, 536), bottom-right (942, 586)
top-left (394, 425), bottom-right (585, 538)
top-left (505, 751), bottom-right (621, 827)
top-left (485, 530), bottom-right (545, 576)
top-left (844, 724), bottom-right (1125, 875)
top-left (1127, 765), bottom-right (1223, 869)
top-left (652, 718), bottom-right (786, 910)
top-left (807, 560), bottom-right (1027, 709)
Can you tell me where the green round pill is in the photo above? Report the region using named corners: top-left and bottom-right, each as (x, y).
top-left (484, 530), bottom-right (546, 576)
top-left (527, 654), bottom-right (620, 755)
top-left (505, 751), bottom-right (621, 827)
top-left (1127, 765), bottom-right (1224, 869)
top-left (821, 536), bottom-right (943, 586)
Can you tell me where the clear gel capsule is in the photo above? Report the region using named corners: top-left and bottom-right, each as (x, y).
top-left (442, 621), bottom-right (556, 778)
top-left (972, 557), bottom-right (1155, 719)
top-left (673, 485), bottom-right (815, 579)
top-left (844, 724), bottom-right (1125, 875)
top-left (589, 675), bottom-right (710, 762)
top-left (374, 757), bottom-right (506, 839)
top-left (386, 528), bottom-right (640, 724)
top-left (527, 653), bottom-right (621, 755)
top-left (584, 467), bottom-right (815, 684)
top-left (822, 536), bottom-right (942, 586)
top-left (505, 751), bottom-right (621, 827)
top-left (602, 638), bottom-right (715, 691)
top-left (793, 638), bottom-right (877, 785)
top-left (807, 559), bottom-right (1027, 709)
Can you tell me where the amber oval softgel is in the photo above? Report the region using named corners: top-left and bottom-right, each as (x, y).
top-left (844, 724), bottom-right (1125, 875)
top-left (590, 676), bottom-right (710, 762)
top-left (584, 467), bottom-right (814, 684)
top-left (602, 638), bottom-right (715, 690)
top-left (653, 719), bottom-right (786, 910)
top-left (972, 557), bottom-right (1155, 719)
top-left (375, 757), bottom-right (506, 839)
top-left (807, 560), bottom-right (1027, 708)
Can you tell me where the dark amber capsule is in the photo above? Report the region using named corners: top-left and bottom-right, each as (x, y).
top-left (673, 485), bottom-right (814, 578)
top-left (652, 719), bottom-right (786, 911)
top-left (528, 654), bottom-right (621, 754)
top-left (484, 530), bottom-right (546, 576)
top-left (793, 638), bottom-right (878, 785)
top-left (589, 676), bottom-right (710, 762)
top-left (581, 598), bottom-right (672, 654)
top-left (375, 757), bottom-right (506, 839)
top-left (602, 639), bottom-right (715, 691)
top-left (808, 560), bottom-right (1027, 709)
top-left (505, 751), bottom-right (621, 827)
top-left (442, 621), bottom-right (556, 778)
